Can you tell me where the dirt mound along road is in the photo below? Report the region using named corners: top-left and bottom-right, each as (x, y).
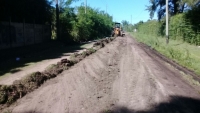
top-left (0, 37), bottom-right (113, 108)
top-left (2, 35), bottom-right (200, 113)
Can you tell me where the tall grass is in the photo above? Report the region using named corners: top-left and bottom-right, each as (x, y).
top-left (131, 32), bottom-right (200, 75)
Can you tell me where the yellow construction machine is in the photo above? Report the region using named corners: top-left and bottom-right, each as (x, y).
top-left (111, 22), bottom-right (125, 37)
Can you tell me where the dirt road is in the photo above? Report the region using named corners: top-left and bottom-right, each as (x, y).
top-left (4, 34), bottom-right (200, 113)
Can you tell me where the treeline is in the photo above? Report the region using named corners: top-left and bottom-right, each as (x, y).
top-left (131, 0), bottom-right (200, 45)
top-left (60, 6), bottom-right (113, 43)
top-left (0, 0), bottom-right (113, 43)
top-left (120, 20), bottom-right (134, 32)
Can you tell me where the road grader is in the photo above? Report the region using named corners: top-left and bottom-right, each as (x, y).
top-left (111, 22), bottom-right (125, 37)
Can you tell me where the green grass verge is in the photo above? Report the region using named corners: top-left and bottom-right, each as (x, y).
top-left (130, 32), bottom-right (200, 75)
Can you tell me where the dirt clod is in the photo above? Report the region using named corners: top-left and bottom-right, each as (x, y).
top-left (61, 58), bottom-right (69, 64)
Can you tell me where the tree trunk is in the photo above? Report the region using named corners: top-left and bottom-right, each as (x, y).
top-left (173, 0), bottom-right (179, 14)
top-left (180, 3), bottom-right (185, 13)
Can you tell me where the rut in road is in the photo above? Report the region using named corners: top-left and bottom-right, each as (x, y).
top-left (4, 34), bottom-right (200, 113)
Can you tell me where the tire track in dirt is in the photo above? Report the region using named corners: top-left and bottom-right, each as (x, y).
top-left (2, 35), bottom-right (200, 113)
top-left (111, 37), bottom-right (161, 111)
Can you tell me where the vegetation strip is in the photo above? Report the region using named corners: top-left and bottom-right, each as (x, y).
top-left (0, 37), bottom-right (115, 109)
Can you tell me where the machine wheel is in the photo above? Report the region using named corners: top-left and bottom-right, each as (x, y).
top-left (119, 31), bottom-right (121, 37)
top-left (114, 34), bottom-right (118, 38)
top-left (111, 31), bottom-right (115, 37)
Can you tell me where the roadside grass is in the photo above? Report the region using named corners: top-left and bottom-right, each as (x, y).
top-left (0, 43), bottom-right (90, 77)
top-left (130, 32), bottom-right (200, 75)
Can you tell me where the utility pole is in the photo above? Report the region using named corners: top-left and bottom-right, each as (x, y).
top-left (166, 0), bottom-right (169, 44)
top-left (85, 0), bottom-right (87, 14)
top-left (106, 5), bottom-right (107, 14)
top-left (131, 15), bottom-right (132, 25)
top-left (112, 14), bottom-right (113, 22)
top-left (56, 0), bottom-right (60, 40)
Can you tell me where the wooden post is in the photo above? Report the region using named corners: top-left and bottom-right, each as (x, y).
top-left (56, 0), bottom-right (60, 40)
top-left (166, 0), bottom-right (169, 44)
top-left (9, 17), bottom-right (12, 48)
top-left (85, 0), bottom-right (87, 14)
top-left (34, 19), bottom-right (35, 44)
top-left (23, 19), bottom-right (25, 46)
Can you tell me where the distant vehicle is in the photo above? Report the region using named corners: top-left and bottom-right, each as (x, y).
top-left (111, 22), bottom-right (125, 37)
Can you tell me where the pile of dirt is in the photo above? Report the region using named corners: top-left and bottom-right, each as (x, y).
top-left (93, 37), bottom-right (114, 49)
top-left (0, 37), bottom-right (115, 109)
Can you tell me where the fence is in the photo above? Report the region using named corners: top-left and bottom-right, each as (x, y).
top-left (0, 22), bottom-right (51, 49)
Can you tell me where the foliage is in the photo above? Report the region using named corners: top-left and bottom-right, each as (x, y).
top-left (133, 21), bottom-right (144, 29)
top-left (121, 20), bottom-right (136, 32)
top-left (146, 0), bottom-right (200, 20)
top-left (137, 20), bottom-right (164, 36)
top-left (183, 5), bottom-right (200, 45)
top-left (69, 6), bottom-right (113, 42)
top-left (169, 13), bottom-right (200, 45)
top-left (183, 0), bottom-right (200, 7)
top-left (121, 20), bottom-right (129, 27)
top-left (50, 0), bottom-right (79, 40)
top-left (147, 0), bottom-right (184, 19)
top-left (0, 0), bottom-right (112, 42)
top-left (134, 4), bottom-right (200, 45)
top-left (59, 7), bottom-right (77, 42)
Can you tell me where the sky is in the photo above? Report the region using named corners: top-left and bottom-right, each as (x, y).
top-left (70, 0), bottom-right (157, 25)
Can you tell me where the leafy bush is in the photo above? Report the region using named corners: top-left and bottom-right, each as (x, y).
top-left (69, 6), bottom-right (113, 42)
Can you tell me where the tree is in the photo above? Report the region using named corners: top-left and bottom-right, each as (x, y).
top-left (70, 5), bottom-right (113, 42)
top-left (132, 21), bottom-right (144, 32)
top-left (121, 20), bottom-right (129, 27)
top-left (146, 0), bottom-right (187, 20)
top-left (184, 0), bottom-right (200, 7)
top-left (147, 0), bottom-right (200, 20)
top-left (49, 0), bottom-right (79, 40)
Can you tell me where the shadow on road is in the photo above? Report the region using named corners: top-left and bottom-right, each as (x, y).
top-left (100, 96), bottom-right (200, 113)
top-left (16, 96), bottom-right (200, 113)
top-left (0, 41), bottom-right (86, 76)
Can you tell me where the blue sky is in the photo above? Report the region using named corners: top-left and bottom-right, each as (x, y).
top-left (70, 0), bottom-right (157, 25)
